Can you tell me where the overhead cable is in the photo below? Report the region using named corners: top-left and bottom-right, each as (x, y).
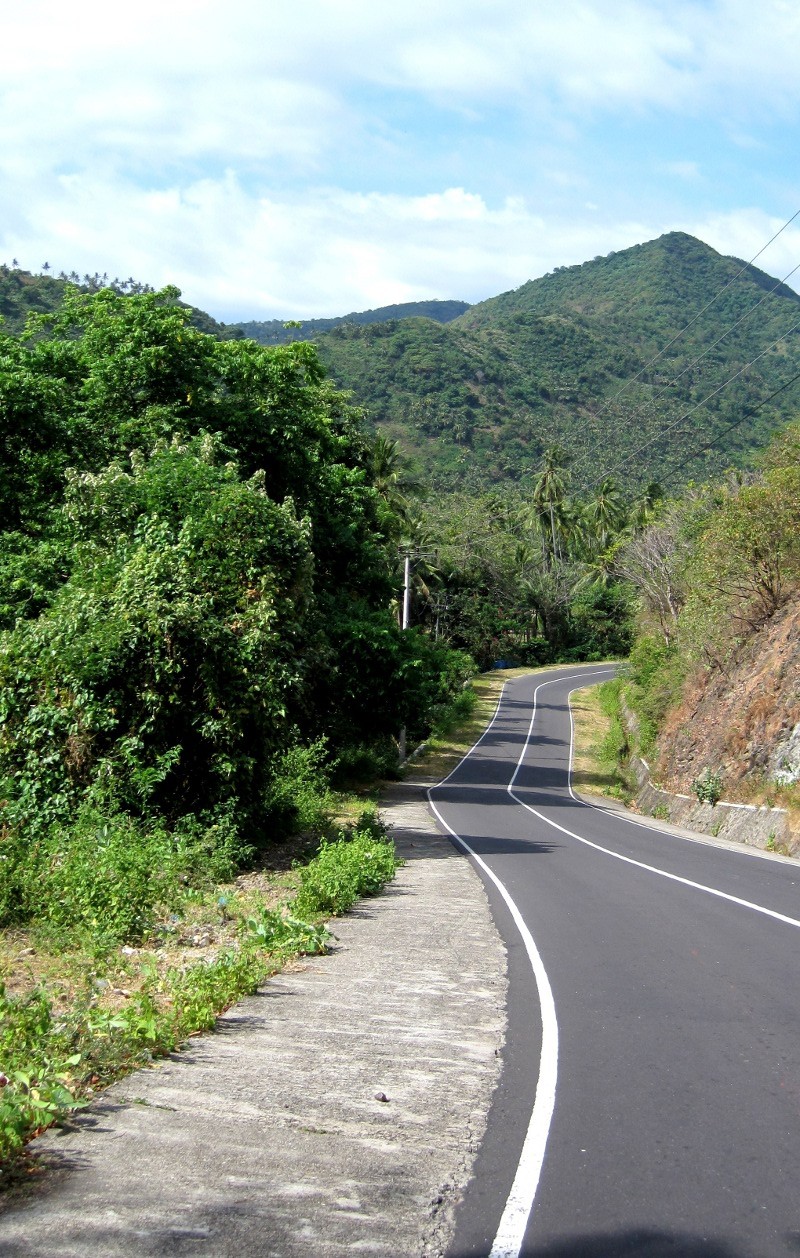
top-left (581, 310), bottom-right (800, 490)
top-left (656, 367), bottom-right (800, 490)
top-left (596, 207), bottom-right (800, 414)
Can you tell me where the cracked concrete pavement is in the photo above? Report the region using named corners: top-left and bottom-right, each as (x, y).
top-left (0, 781), bottom-right (507, 1257)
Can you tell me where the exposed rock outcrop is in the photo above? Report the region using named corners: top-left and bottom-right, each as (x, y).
top-left (650, 599), bottom-right (799, 849)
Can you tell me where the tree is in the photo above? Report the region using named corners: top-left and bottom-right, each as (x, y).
top-left (529, 447), bottom-right (570, 572)
top-left (0, 438), bottom-right (316, 836)
top-left (586, 477), bottom-right (627, 554)
top-left (614, 505), bottom-right (692, 644)
top-left (367, 433), bottom-right (421, 533)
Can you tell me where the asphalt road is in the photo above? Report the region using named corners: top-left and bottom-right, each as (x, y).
top-left (430, 666), bottom-right (800, 1258)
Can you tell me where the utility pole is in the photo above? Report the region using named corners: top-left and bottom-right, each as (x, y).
top-left (398, 548), bottom-right (437, 763)
top-left (402, 554), bottom-right (412, 630)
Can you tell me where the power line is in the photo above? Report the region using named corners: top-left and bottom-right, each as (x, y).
top-left (594, 207), bottom-right (800, 415)
top-left (581, 309), bottom-right (800, 490)
top-left (655, 367), bottom-right (800, 491)
top-left (654, 259), bottom-right (800, 393)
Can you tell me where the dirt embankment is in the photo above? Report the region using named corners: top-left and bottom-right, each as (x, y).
top-left (652, 598), bottom-right (800, 844)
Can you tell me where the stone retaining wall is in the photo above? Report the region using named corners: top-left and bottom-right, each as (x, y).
top-left (630, 754), bottom-right (795, 855)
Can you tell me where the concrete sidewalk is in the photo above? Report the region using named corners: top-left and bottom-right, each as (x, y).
top-left (0, 783), bottom-right (507, 1257)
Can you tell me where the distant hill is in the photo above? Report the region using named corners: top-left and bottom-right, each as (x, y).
top-left (227, 299), bottom-right (470, 345)
top-left (0, 266), bottom-right (228, 338)
top-left (5, 235), bottom-right (800, 494)
top-left (309, 233), bottom-right (800, 492)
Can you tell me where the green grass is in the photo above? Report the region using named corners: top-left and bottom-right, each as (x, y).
top-left (0, 810), bottom-right (400, 1171)
top-left (570, 679), bottom-right (635, 804)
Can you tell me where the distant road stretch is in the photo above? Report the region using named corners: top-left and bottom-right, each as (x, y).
top-left (429, 665), bottom-right (800, 1258)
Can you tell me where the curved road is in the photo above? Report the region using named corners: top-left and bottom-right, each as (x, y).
top-left (429, 666), bottom-right (800, 1258)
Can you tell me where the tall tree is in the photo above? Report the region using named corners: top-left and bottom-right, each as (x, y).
top-left (529, 447), bottom-right (570, 572)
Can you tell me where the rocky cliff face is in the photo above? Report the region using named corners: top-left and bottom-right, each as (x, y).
top-left (654, 599), bottom-right (800, 817)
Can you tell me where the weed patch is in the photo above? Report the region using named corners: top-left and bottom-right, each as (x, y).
top-left (0, 810), bottom-right (400, 1169)
top-left (294, 813), bottom-right (401, 918)
top-left (570, 679), bottom-right (634, 803)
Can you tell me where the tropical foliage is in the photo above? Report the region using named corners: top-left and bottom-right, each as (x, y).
top-left (615, 422), bottom-right (800, 752)
top-left (312, 233), bottom-right (800, 492)
top-left (408, 450), bottom-right (645, 669)
top-left (0, 285), bottom-right (471, 939)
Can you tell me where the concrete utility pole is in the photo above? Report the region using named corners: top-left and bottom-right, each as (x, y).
top-left (402, 554), bottom-right (412, 630)
top-left (398, 548), bottom-right (437, 763)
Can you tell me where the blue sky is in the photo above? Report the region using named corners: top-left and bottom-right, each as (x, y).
top-left (3, 0), bottom-right (800, 321)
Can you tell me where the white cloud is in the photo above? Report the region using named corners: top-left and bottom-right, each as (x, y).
top-left (686, 209), bottom-right (800, 290)
top-left (6, 1), bottom-right (800, 185)
top-left (1, 168), bottom-right (662, 319)
top-left (3, 1), bottom-right (800, 321)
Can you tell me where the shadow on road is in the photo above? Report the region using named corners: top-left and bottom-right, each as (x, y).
top-left (450, 1227), bottom-right (751, 1258)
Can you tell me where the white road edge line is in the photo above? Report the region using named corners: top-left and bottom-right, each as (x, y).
top-left (427, 794), bottom-right (558, 1258)
top-left (430, 665), bottom-right (800, 1258)
top-left (428, 666), bottom-right (608, 1258)
top-left (506, 672), bottom-right (800, 932)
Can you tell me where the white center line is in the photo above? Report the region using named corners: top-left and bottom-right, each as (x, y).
top-left (506, 672), bottom-right (800, 932)
top-left (429, 666), bottom-right (607, 1258)
top-left (430, 664), bottom-right (800, 1258)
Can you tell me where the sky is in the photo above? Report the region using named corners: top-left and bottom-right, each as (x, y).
top-left (3, 0), bottom-right (800, 323)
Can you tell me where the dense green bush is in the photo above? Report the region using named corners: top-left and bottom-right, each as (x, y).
top-left (0, 439), bottom-right (314, 838)
top-left (0, 286), bottom-right (473, 942)
top-left (566, 581), bottom-right (635, 660)
top-left (624, 635), bottom-right (686, 756)
top-left (293, 814), bottom-right (401, 917)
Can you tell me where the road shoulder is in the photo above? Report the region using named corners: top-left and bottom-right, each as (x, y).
top-left (0, 782), bottom-right (506, 1257)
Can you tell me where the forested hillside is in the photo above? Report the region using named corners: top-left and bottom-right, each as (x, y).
top-left (313, 233), bottom-right (800, 492)
top-left (6, 235), bottom-right (800, 496)
top-left (228, 299), bottom-right (470, 345)
top-left (612, 421), bottom-right (800, 842)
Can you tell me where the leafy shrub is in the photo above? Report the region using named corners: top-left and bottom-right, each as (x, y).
top-left (168, 950), bottom-right (267, 1035)
top-left (597, 679), bottom-right (630, 768)
top-left (692, 769), bottom-right (723, 807)
top-left (0, 984), bottom-right (84, 1159)
top-left (0, 440), bottom-right (316, 839)
top-left (332, 737), bottom-right (400, 785)
top-left (264, 738), bottom-right (334, 834)
top-left (625, 635), bottom-right (687, 755)
top-left (243, 908), bottom-right (330, 955)
top-left (0, 801), bottom-right (245, 943)
top-left (430, 684), bottom-right (477, 738)
top-left (293, 814), bottom-right (401, 918)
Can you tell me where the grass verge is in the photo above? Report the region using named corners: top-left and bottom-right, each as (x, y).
top-left (406, 666), bottom-right (562, 784)
top-left (568, 678), bottom-right (635, 804)
top-left (0, 810), bottom-right (400, 1174)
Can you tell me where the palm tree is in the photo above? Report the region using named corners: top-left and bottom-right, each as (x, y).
top-left (630, 480), bottom-right (664, 532)
top-left (587, 478), bottom-right (627, 553)
top-left (367, 434), bottom-right (421, 526)
top-left (529, 447), bottom-right (570, 572)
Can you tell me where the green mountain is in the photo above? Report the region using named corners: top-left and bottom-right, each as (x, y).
top-left (310, 233), bottom-right (800, 492)
top-left (0, 266), bottom-right (228, 338)
top-left (5, 233), bottom-right (800, 494)
top-left (227, 299), bottom-right (470, 345)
